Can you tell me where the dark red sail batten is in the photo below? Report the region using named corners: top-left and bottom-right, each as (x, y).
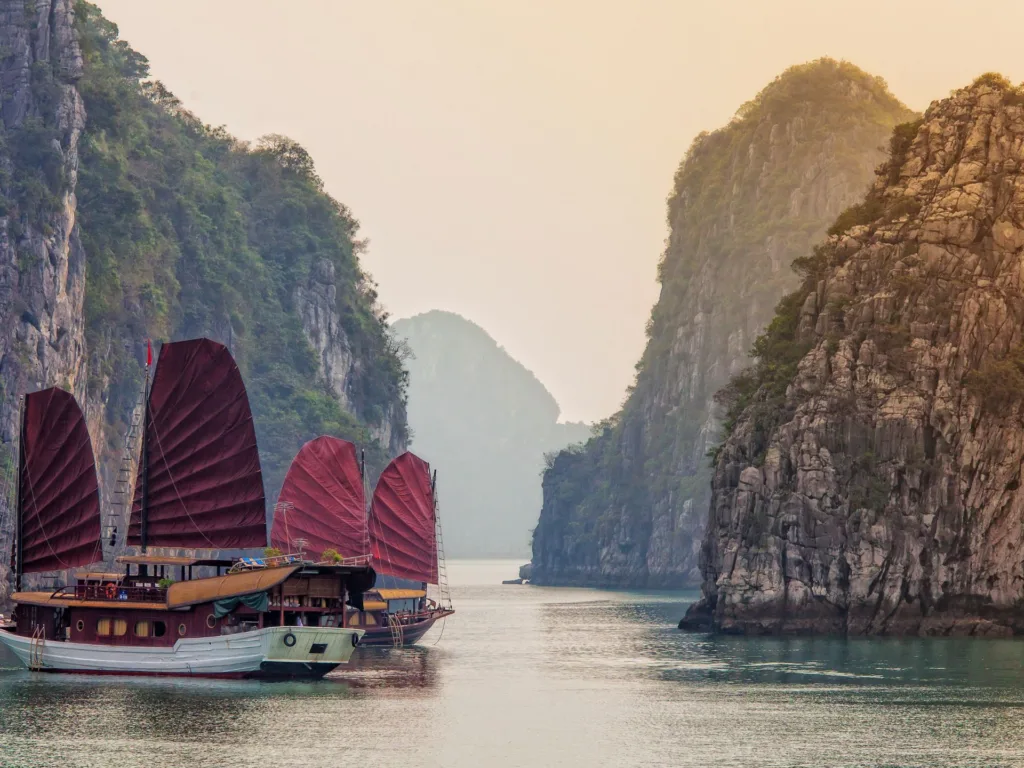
top-left (368, 452), bottom-right (437, 584)
top-left (270, 437), bottom-right (366, 557)
top-left (128, 338), bottom-right (267, 549)
top-left (19, 388), bottom-right (102, 573)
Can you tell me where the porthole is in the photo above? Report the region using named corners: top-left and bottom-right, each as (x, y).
top-left (75, 619), bottom-right (84, 632)
top-left (206, 614), bottom-right (217, 629)
top-left (178, 623), bottom-right (187, 637)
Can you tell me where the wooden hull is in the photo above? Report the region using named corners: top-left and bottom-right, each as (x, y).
top-left (0, 625), bottom-right (364, 679)
top-left (358, 610), bottom-right (452, 646)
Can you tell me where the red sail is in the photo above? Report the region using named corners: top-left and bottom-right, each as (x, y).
top-left (270, 436), bottom-right (366, 558)
top-left (368, 452), bottom-right (437, 584)
top-left (19, 388), bottom-right (102, 573)
top-left (128, 338), bottom-right (267, 549)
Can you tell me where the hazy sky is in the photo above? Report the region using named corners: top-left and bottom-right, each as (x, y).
top-left (95, 1), bottom-right (1024, 422)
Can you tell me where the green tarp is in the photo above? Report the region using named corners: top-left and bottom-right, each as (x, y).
top-left (213, 591), bottom-right (269, 618)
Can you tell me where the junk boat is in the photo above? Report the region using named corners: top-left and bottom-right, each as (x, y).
top-left (0, 339), bottom-right (375, 678)
top-left (271, 437), bottom-right (453, 646)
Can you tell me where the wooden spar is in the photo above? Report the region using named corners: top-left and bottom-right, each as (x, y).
top-left (139, 348), bottom-right (151, 556)
top-left (13, 396), bottom-right (24, 593)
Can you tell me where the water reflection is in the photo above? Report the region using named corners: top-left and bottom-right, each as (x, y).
top-left (3, 562), bottom-right (1024, 767)
top-left (342, 645), bottom-right (440, 690)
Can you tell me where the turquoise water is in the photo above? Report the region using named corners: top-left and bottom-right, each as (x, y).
top-left (3, 560), bottom-right (1024, 767)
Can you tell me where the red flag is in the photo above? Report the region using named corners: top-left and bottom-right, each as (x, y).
top-left (146, 339), bottom-right (152, 367)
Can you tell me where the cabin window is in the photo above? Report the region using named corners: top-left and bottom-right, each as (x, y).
top-left (206, 614), bottom-right (218, 629)
top-left (178, 624), bottom-right (187, 637)
top-left (154, 621), bottom-right (167, 638)
top-left (363, 612), bottom-right (377, 626)
top-left (97, 618), bottom-right (127, 637)
top-left (134, 621), bottom-right (151, 638)
top-left (349, 612), bottom-right (360, 627)
top-left (75, 620), bottom-right (84, 633)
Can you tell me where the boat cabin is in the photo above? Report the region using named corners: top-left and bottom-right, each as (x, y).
top-left (10, 553), bottom-right (375, 648)
top-left (348, 588), bottom-right (427, 628)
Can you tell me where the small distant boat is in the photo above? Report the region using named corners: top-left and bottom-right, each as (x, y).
top-left (271, 439), bottom-right (454, 646)
top-left (0, 339), bottom-right (375, 678)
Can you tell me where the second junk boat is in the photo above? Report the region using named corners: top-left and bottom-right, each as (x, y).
top-left (0, 338), bottom-right (376, 678)
top-left (270, 436), bottom-right (453, 646)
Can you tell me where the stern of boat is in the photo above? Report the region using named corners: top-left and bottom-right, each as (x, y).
top-left (256, 626), bottom-right (365, 679)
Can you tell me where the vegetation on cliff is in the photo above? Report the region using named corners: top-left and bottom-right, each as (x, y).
top-left (73, 3), bottom-right (407, 499)
top-left (687, 76), bottom-right (1024, 635)
top-left (532, 59), bottom-right (915, 588)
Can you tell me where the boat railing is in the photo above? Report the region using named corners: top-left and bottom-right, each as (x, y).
top-left (51, 584), bottom-right (167, 603)
top-left (230, 554), bottom-right (304, 572)
top-left (230, 553), bottom-right (373, 572)
top-left (332, 554), bottom-right (372, 567)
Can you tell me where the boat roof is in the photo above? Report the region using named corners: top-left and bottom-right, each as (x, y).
top-left (11, 591), bottom-right (182, 612)
top-left (362, 600), bottom-right (387, 611)
top-left (116, 554), bottom-right (235, 567)
top-left (374, 588), bottom-right (426, 600)
top-left (166, 565), bottom-right (300, 609)
top-left (11, 563), bottom-right (373, 612)
top-left (75, 572), bottom-right (123, 581)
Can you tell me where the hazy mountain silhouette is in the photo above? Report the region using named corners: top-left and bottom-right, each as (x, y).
top-left (393, 311), bottom-right (589, 557)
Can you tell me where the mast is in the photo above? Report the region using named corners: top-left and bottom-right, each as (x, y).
top-left (360, 449), bottom-right (367, 556)
top-left (140, 340), bottom-right (152, 554)
top-left (13, 396), bottom-right (24, 593)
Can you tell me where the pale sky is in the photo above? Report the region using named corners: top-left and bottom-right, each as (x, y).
top-left (95, 1), bottom-right (1024, 422)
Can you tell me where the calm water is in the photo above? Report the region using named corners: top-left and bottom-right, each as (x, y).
top-left (3, 560), bottom-right (1024, 767)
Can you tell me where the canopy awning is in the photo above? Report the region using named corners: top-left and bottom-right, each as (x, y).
top-left (166, 566), bottom-right (300, 609)
top-left (116, 554), bottom-right (235, 568)
top-left (375, 588), bottom-right (426, 600)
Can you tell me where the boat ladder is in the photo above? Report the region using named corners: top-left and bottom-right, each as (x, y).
top-left (387, 613), bottom-right (404, 647)
top-left (105, 390), bottom-right (145, 561)
top-left (434, 486), bottom-right (453, 611)
top-left (29, 626), bottom-right (45, 671)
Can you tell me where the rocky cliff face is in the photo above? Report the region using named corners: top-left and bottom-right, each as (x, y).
top-left (532, 60), bottom-right (914, 588)
top-left (0, 0), bottom-right (86, 607)
top-left (0, 3), bottom-right (408, 607)
top-left (394, 310), bottom-right (589, 557)
top-left (0, 0), bottom-right (85, 441)
top-left (297, 258), bottom-right (405, 458)
top-left (683, 75), bottom-right (1024, 636)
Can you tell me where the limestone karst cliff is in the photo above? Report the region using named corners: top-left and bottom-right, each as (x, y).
top-left (0, 2), bottom-right (408, 606)
top-left (683, 75), bottom-right (1024, 636)
top-left (531, 60), bottom-right (915, 588)
top-left (394, 310), bottom-right (589, 557)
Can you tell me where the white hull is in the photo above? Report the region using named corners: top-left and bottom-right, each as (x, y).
top-left (0, 625), bottom-right (364, 678)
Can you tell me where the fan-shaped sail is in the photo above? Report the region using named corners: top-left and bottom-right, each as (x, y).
top-left (18, 388), bottom-right (101, 573)
top-left (270, 436), bottom-right (366, 558)
top-left (368, 452), bottom-right (437, 584)
top-left (128, 338), bottom-right (267, 549)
